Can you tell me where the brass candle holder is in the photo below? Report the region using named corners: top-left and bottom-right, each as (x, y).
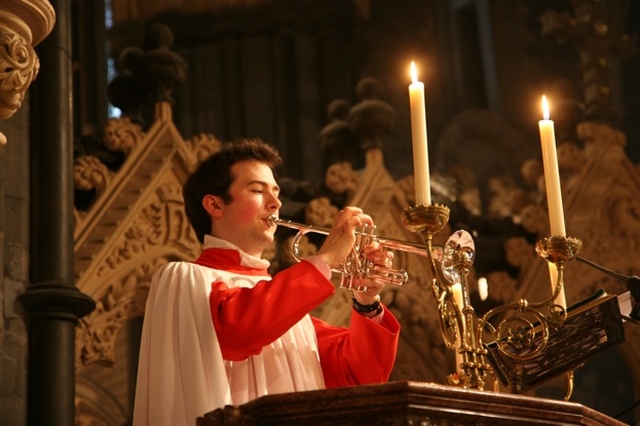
top-left (401, 203), bottom-right (492, 390)
top-left (401, 203), bottom-right (584, 395)
top-left (481, 235), bottom-right (582, 395)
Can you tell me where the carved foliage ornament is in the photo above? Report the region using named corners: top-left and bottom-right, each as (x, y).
top-left (103, 116), bottom-right (145, 154)
top-left (0, 29), bottom-right (39, 120)
top-left (0, 0), bottom-right (54, 126)
top-left (76, 257), bottom-right (164, 367)
top-left (96, 184), bottom-right (198, 279)
top-left (74, 155), bottom-right (113, 195)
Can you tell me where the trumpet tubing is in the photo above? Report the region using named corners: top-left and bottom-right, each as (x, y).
top-left (269, 216), bottom-right (427, 257)
top-left (268, 216), bottom-right (429, 258)
top-left (269, 215), bottom-right (430, 289)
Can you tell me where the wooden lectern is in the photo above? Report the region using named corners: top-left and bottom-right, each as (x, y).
top-left (198, 381), bottom-right (625, 425)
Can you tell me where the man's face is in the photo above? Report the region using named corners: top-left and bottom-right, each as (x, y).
top-left (210, 160), bottom-right (282, 256)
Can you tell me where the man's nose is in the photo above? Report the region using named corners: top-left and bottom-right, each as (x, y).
top-left (269, 193), bottom-right (282, 209)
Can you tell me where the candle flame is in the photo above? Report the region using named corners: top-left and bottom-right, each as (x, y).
top-left (541, 95), bottom-right (550, 120)
top-left (410, 61), bottom-right (418, 83)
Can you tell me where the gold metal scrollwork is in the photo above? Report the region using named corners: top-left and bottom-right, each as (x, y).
top-left (401, 203), bottom-right (583, 396)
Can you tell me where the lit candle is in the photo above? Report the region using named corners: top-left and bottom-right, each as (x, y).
top-left (538, 95), bottom-right (566, 237)
top-left (538, 95), bottom-right (567, 309)
top-left (408, 61), bottom-right (431, 205)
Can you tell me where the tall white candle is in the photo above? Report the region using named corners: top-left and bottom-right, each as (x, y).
top-left (538, 96), bottom-right (566, 237)
top-left (408, 61), bottom-right (431, 205)
top-left (538, 95), bottom-right (567, 309)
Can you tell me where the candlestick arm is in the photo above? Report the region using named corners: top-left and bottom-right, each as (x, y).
top-left (401, 204), bottom-right (461, 350)
top-left (402, 204), bottom-right (495, 390)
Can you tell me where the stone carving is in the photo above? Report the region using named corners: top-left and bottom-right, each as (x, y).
top-left (103, 116), bottom-right (145, 154)
top-left (305, 196), bottom-right (339, 227)
top-left (98, 217), bottom-right (158, 279)
top-left (324, 162), bottom-right (359, 198)
top-left (77, 257), bottom-right (164, 366)
top-left (0, 0), bottom-right (55, 125)
top-left (186, 132), bottom-right (223, 162)
top-left (0, 29), bottom-right (39, 120)
top-left (74, 155), bottom-right (113, 195)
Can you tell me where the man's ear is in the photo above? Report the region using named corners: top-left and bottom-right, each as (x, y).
top-left (202, 195), bottom-right (224, 218)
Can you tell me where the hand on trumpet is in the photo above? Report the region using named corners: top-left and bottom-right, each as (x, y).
top-left (314, 206), bottom-right (373, 269)
top-left (271, 205), bottom-right (407, 293)
top-left (352, 242), bottom-right (395, 305)
top-left (314, 206), bottom-right (395, 306)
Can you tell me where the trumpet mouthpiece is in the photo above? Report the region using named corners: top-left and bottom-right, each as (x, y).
top-left (267, 215), bottom-right (279, 227)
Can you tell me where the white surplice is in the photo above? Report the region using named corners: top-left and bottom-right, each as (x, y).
top-left (132, 236), bottom-right (325, 426)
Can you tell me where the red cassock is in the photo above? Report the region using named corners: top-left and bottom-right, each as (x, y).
top-left (201, 247), bottom-right (401, 389)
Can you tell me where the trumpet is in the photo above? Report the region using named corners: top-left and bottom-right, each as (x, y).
top-left (268, 215), bottom-right (431, 291)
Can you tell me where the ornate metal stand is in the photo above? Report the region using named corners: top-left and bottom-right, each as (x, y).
top-left (401, 204), bottom-right (583, 396)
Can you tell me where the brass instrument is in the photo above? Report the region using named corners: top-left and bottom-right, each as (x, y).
top-left (268, 215), bottom-right (429, 291)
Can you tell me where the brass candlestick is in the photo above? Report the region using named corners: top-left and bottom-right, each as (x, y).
top-left (401, 204), bottom-right (492, 390)
top-left (401, 204), bottom-right (583, 395)
top-left (479, 235), bottom-right (581, 395)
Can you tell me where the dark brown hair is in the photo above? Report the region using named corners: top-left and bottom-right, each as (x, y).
top-left (183, 138), bottom-right (282, 243)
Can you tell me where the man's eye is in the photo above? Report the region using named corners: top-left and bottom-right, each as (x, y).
top-left (252, 189), bottom-right (263, 194)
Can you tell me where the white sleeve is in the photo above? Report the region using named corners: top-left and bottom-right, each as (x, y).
top-left (305, 256), bottom-right (332, 279)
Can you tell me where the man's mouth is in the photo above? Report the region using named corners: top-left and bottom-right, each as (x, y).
top-left (265, 215), bottom-right (278, 227)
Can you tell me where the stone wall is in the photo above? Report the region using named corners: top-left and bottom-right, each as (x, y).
top-left (0, 103), bottom-right (30, 425)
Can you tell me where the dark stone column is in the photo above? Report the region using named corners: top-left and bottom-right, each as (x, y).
top-left (17, 0), bottom-right (95, 425)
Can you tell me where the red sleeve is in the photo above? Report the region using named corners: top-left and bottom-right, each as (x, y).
top-left (210, 260), bottom-right (335, 361)
top-left (312, 306), bottom-right (400, 388)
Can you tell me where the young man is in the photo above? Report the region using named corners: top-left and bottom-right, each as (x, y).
top-left (133, 138), bottom-right (400, 426)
